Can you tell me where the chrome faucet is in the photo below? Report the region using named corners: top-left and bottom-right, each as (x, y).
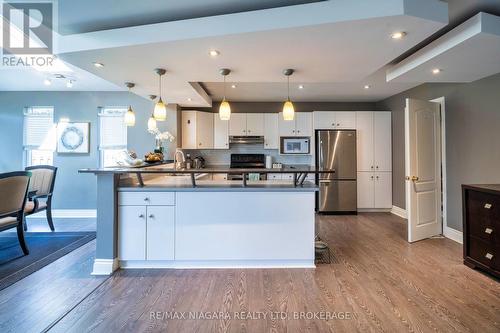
top-left (174, 149), bottom-right (185, 170)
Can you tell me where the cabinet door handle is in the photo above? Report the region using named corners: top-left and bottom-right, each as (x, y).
top-left (139, 214), bottom-right (145, 218)
top-left (199, 142), bottom-right (202, 146)
top-left (332, 123), bottom-right (335, 127)
top-left (376, 166), bottom-right (379, 169)
top-left (371, 166), bottom-right (374, 169)
top-left (484, 203), bottom-right (492, 209)
top-left (337, 123), bottom-right (340, 126)
top-left (485, 253), bottom-right (493, 260)
top-left (485, 227), bottom-right (493, 234)
top-left (292, 130), bottom-right (295, 133)
top-left (297, 130), bottom-right (300, 133)
top-left (370, 176), bottom-right (374, 180)
top-left (148, 214), bottom-right (154, 219)
top-left (376, 176), bottom-right (379, 180)
top-left (143, 197), bottom-right (150, 202)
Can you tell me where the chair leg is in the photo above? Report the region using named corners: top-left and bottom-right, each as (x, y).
top-left (46, 200), bottom-right (55, 231)
top-left (17, 219), bottom-right (29, 255)
top-left (23, 216), bottom-right (27, 231)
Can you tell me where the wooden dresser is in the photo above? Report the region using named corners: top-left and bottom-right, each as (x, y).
top-left (462, 184), bottom-right (500, 278)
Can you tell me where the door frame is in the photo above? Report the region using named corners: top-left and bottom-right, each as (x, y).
top-left (405, 97), bottom-right (446, 242)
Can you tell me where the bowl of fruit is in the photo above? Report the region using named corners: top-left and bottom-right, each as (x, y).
top-left (144, 152), bottom-right (164, 164)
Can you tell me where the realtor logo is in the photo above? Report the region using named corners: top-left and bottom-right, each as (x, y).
top-left (2, 1), bottom-right (53, 54)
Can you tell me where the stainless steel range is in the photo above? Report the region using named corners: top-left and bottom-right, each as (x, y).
top-left (228, 154), bottom-right (267, 181)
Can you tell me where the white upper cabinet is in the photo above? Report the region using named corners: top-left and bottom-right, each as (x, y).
top-left (313, 111), bottom-right (336, 129)
top-left (373, 112), bottom-right (392, 172)
top-left (356, 112), bottom-right (374, 172)
top-left (181, 111), bottom-right (214, 149)
top-left (213, 113), bottom-right (229, 149)
top-left (313, 111), bottom-right (356, 129)
top-left (229, 113), bottom-right (247, 136)
top-left (356, 111), bottom-right (391, 172)
top-left (264, 113), bottom-right (279, 149)
top-left (246, 113), bottom-right (265, 136)
top-left (295, 112), bottom-right (313, 137)
top-left (335, 112), bottom-right (356, 129)
top-left (278, 112), bottom-right (312, 137)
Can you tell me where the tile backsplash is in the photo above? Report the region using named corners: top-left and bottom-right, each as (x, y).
top-left (182, 144), bottom-right (313, 166)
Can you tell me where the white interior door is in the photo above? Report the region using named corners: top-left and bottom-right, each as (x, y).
top-left (405, 98), bottom-right (442, 243)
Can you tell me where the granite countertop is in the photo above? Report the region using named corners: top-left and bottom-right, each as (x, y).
top-left (118, 174), bottom-right (318, 192)
top-left (79, 164), bottom-right (334, 175)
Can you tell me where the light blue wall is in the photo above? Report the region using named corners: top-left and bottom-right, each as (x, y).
top-left (0, 91), bottom-right (179, 209)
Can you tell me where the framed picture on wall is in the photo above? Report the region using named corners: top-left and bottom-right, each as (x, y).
top-left (57, 122), bottom-right (90, 154)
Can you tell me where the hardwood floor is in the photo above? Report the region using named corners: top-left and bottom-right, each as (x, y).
top-left (1, 213), bottom-right (499, 332)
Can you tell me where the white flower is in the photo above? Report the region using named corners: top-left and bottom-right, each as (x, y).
top-left (148, 128), bottom-right (175, 142)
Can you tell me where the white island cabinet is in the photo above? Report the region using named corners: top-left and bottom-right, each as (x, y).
top-left (116, 187), bottom-right (316, 269)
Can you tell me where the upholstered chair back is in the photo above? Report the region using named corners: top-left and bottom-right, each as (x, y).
top-left (0, 172), bottom-right (31, 216)
top-left (25, 166), bottom-right (57, 196)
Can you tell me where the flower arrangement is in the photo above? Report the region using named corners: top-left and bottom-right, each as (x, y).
top-left (148, 127), bottom-right (175, 152)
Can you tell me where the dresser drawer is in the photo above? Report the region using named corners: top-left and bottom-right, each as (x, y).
top-left (468, 236), bottom-right (499, 270)
top-left (118, 192), bottom-right (175, 206)
top-left (467, 190), bottom-right (500, 224)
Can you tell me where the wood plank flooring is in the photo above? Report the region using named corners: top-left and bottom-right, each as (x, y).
top-left (1, 213), bottom-right (499, 332)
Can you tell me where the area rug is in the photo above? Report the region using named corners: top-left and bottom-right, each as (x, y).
top-left (0, 231), bottom-right (96, 291)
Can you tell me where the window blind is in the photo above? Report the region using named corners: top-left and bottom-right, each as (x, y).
top-left (23, 107), bottom-right (55, 150)
top-left (99, 108), bottom-right (127, 149)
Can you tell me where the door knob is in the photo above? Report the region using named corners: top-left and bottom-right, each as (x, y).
top-left (485, 228), bottom-right (493, 234)
top-left (485, 253), bottom-right (493, 260)
top-left (405, 176), bottom-right (419, 181)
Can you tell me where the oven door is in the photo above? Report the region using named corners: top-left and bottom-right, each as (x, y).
top-left (280, 137), bottom-right (310, 154)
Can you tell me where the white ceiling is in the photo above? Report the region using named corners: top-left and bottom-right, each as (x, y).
top-left (56, 0), bottom-right (448, 105)
top-left (387, 13), bottom-right (500, 83)
top-left (57, 0), bottom-right (322, 35)
top-left (5, 0), bottom-right (500, 103)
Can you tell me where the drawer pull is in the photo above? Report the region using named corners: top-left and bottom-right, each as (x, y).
top-left (484, 203), bottom-right (492, 209)
top-left (148, 214), bottom-right (154, 218)
top-left (144, 197), bottom-right (150, 202)
top-left (485, 253), bottom-right (493, 260)
top-left (485, 228), bottom-right (493, 234)
top-left (139, 214), bottom-right (144, 218)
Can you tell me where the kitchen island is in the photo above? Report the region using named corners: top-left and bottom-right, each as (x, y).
top-left (79, 166), bottom-right (334, 275)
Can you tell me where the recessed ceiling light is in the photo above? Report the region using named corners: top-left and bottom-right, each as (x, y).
top-left (43, 79), bottom-right (51, 86)
top-left (66, 80), bottom-right (73, 88)
top-left (231, 84), bottom-right (237, 89)
top-left (364, 85), bottom-right (371, 89)
top-left (209, 50), bottom-right (220, 57)
top-left (391, 31), bottom-right (406, 40)
top-left (298, 85), bottom-right (304, 89)
top-left (187, 98), bottom-right (192, 101)
top-left (93, 62), bottom-right (104, 68)
top-left (432, 68), bottom-right (442, 74)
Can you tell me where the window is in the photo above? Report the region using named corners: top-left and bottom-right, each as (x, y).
top-left (23, 107), bottom-right (55, 166)
top-left (99, 107), bottom-right (127, 167)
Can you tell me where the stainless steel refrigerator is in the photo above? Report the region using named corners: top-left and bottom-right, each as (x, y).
top-left (315, 130), bottom-right (357, 213)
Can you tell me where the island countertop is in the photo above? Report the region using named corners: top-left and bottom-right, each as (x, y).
top-left (79, 164), bottom-right (334, 175)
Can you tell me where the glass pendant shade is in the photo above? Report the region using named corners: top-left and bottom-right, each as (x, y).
top-left (153, 98), bottom-right (167, 121)
top-left (282, 99), bottom-right (295, 121)
top-left (147, 115), bottom-right (157, 131)
top-left (124, 106), bottom-right (136, 126)
top-left (219, 99), bottom-right (231, 120)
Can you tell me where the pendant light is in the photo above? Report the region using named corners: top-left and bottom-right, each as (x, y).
top-left (124, 82), bottom-right (136, 127)
top-left (147, 95), bottom-right (157, 131)
top-left (153, 68), bottom-right (167, 121)
top-left (282, 69), bottom-right (295, 121)
top-left (219, 68), bottom-right (231, 120)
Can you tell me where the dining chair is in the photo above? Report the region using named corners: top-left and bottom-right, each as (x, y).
top-left (24, 165), bottom-right (58, 231)
top-left (0, 171), bottom-right (31, 255)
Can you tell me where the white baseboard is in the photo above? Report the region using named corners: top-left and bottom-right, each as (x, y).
top-left (92, 258), bottom-right (119, 275)
top-left (120, 260), bottom-right (315, 269)
top-left (443, 226), bottom-right (463, 244)
top-left (391, 205), bottom-right (407, 219)
top-left (28, 209), bottom-right (97, 219)
top-left (357, 208), bottom-right (392, 213)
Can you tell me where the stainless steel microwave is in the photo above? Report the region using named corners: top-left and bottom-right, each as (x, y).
top-left (280, 137), bottom-right (310, 154)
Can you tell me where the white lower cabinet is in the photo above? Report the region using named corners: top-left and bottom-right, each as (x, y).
top-left (146, 206), bottom-right (175, 260)
top-left (118, 206), bottom-right (146, 260)
top-left (357, 172), bottom-right (392, 209)
top-left (118, 192), bottom-right (175, 261)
